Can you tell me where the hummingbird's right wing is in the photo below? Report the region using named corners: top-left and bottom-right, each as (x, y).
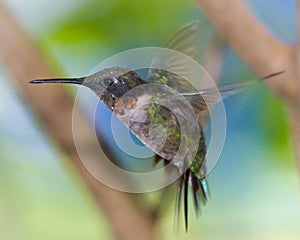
top-left (156, 70), bottom-right (284, 119)
top-left (177, 71), bottom-right (285, 112)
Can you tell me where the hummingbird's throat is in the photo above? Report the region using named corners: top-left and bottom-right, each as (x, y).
top-left (100, 92), bottom-right (118, 111)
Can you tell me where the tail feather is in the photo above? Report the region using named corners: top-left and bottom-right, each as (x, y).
top-left (191, 174), bottom-right (200, 215)
top-left (183, 170), bottom-right (190, 231)
top-left (174, 174), bottom-right (184, 231)
top-left (176, 170), bottom-right (209, 231)
top-left (199, 178), bottom-right (210, 204)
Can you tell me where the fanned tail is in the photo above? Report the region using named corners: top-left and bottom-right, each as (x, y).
top-left (175, 169), bottom-right (210, 231)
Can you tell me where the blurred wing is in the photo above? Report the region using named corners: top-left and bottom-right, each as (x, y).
top-left (165, 20), bottom-right (216, 63)
top-left (178, 71), bottom-right (285, 115)
top-left (147, 20), bottom-right (221, 87)
top-left (182, 81), bottom-right (256, 115)
top-left (160, 80), bottom-right (256, 115)
top-left (147, 19), bottom-right (284, 115)
top-left (146, 20), bottom-right (222, 114)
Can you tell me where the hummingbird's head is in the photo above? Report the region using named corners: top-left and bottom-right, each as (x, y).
top-left (84, 67), bottom-right (145, 110)
top-left (30, 66), bottom-right (145, 111)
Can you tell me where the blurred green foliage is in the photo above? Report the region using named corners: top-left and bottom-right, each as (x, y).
top-left (39, 0), bottom-right (202, 75)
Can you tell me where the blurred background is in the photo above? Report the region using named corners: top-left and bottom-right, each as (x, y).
top-left (0, 0), bottom-right (299, 239)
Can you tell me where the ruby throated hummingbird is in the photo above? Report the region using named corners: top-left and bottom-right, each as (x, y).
top-left (30, 21), bottom-right (283, 230)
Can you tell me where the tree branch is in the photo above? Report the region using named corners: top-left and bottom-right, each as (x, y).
top-left (196, 0), bottom-right (298, 99)
top-left (196, 0), bottom-right (300, 171)
top-left (290, 0), bottom-right (300, 171)
top-left (0, 3), bottom-right (154, 240)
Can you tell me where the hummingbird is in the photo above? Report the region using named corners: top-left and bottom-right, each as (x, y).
top-left (29, 21), bottom-right (284, 230)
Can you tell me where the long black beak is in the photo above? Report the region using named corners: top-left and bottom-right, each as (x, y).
top-left (29, 77), bottom-right (85, 85)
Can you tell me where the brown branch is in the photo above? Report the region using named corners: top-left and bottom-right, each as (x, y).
top-left (196, 0), bottom-right (299, 99)
top-left (290, 0), bottom-right (300, 171)
top-left (196, 0), bottom-right (300, 171)
top-left (0, 3), bottom-right (154, 240)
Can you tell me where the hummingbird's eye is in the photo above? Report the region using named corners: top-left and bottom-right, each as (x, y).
top-left (103, 78), bottom-right (114, 86)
